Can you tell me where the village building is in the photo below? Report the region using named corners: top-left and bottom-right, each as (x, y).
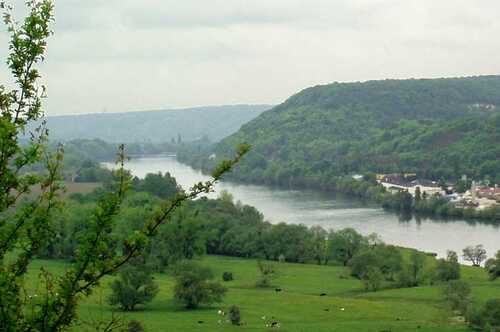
top-left (475, 187), bottom-right (500, 201)
top-left (452, 183), bottom-right (500, 210)
top-left (377, 174), bottom-right (444, 197)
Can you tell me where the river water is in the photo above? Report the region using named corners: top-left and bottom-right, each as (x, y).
top-left (106, 155), bottom-right (500, 262)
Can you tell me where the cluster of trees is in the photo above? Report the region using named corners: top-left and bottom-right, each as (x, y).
top-left (442, 280), bottom-right (500, 331)
top-left (437, 246), bottom-right (500, 331)
top-left (317, 175), bottom-right (500, 222)
top-left (46, 172), bottom-right (500, 303)
top-left (345, 242), bottom-right (463, 292)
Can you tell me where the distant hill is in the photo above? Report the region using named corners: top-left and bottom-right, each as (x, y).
top-left (35, 105), bottom-right (271, 143)
top-left (180, 76), bottom-right (500, 187)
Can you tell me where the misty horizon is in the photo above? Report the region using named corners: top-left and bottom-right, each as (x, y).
top-left (2, 0), bottom-right (500, 116)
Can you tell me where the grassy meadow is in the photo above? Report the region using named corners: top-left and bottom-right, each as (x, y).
top-left (26, 255), bottom-right (500, 332)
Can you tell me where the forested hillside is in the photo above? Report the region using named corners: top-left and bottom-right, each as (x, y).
top-left (33, 105), bottom-right (270, 143)
top-left (180, 76), bottom-right (500, 188)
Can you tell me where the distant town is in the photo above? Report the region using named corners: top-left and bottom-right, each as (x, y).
top-left (375, 173), bottom-right (500, 210)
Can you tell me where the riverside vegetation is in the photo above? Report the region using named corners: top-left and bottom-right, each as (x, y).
top-left (177, 77), bottom-right (500, 223)
top-left (37, 170), bottom-right (500, 331)
top-left (1, 1), bottom-right (500, 331)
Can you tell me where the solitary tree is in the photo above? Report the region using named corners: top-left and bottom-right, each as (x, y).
top-left (107, 265), bottom-right (159, 311)
top-left (462, 245), bottom-right (487, 267)
top-left (0, 2), bottom-right (248, 329)
top-left (173, 261), bottom-right (227, 309)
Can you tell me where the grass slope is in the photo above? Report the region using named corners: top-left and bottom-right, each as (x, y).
top-left (27, 255), bottom-right (500, 331)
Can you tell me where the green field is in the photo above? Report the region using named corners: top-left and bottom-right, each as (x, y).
top-left (28, 256), bottom-right (500, 332)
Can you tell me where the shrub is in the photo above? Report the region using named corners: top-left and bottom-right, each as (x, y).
top-left (482, 299), bottom-right (500, 330)
top-left (173, 261), bottom-right (227, 309)
top-left (466, 299), bottom-right (500, 331)
top-left (485, 250), bottom-right (500, 281)
top-left (396, 268), bottom-right (414, 288)
top-left (436, 251), bottom-right (461, 282)
top-left (443, 280), bottom-right (471, 314)
top-left (466, 305), bottom-right (484, 331)
top-left (362, 267), bottom-right (384, 292)
top-left (350, 250), bottom-right (381, 279)
top-left (229, 305), bottom-right (242, 325)
top-left (107, 266), bottom-right (159, 311)
top-left (327, 228), bottom-right (366, 266)
top-left (124, 320), bottom-right (145, 332)
top-left (349, 245), bottom-right (402, 282)
top-left (256, 261), bottom-right (277, 288)
top-left (222, 272), bottom-right (234, 282)
top-left (397, 251), bottom-right (428, 288)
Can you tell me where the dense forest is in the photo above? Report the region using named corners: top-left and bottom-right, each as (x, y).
top-left (28, 104), bottom-right (271, 143)
top-left (179, 76), bottom-right (500, 187)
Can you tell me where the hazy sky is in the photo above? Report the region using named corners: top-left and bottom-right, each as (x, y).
top-left (1, 0), bottom-right (500, 115)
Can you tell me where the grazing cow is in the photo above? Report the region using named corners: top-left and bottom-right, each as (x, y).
top-left (275, 288), bottom-right (282, 292)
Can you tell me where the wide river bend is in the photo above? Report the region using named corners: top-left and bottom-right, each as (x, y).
top-left (105, 155), bottom-right (500, 263)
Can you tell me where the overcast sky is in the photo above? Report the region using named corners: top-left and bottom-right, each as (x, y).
top-left (1, 0), bottom-right (500, 115)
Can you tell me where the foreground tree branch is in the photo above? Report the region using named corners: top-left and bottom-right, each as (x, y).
top-left (0, 2), bottom-right (249, 331)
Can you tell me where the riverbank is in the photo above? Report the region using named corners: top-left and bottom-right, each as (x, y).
top-left (176, 150), bottom-right (500, 225)
top-left (112, 155), bottom-right (500, 261)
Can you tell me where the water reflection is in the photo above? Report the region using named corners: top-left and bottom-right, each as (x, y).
top-left (104, 155), bottom-right (500, 262)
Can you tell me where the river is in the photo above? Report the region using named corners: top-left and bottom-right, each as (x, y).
top-left (106, 155), bottom-right (500, 262)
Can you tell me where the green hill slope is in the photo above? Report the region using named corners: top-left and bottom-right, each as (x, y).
top-left (188, 76), bottom-right (500, 188)
top-left (28, 255), bottom-right (498, 331)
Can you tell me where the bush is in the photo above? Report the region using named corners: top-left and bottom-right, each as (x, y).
top-left (229, 305), bottom-right (242, 326)
top-left (396, 268), bottom-right (414, 288)
top-left (350, 250), bottom-right (381, 279)
top-left (173, 261), bottom-right (227, 309)
top-left (222, 272), bottom-right (234, 282)
top-left (327, 228), bottom-right (366, 266)
top-left (482, 299), bottom-right (500, 330)
top-left (124, 320), bottom-right (145, 332)
top-left (362, 267), bottom-right (384, 292)
top-left (436, 251), bottom-right (461, 282)
top-left (443, 280), bottom-right (471, 314)
top-left (107, 266), bottom-right (159, 311)
top-left (485, 250), bottom-right (500, 281)
top-left (349, 245), bottom-right (402, 282)
top-left (256, 261), bottom-right (277, 288)
top-left (466, 304), bottom-right (484, 330)
top-left (466, 299), bottom-right (500, 331)
top-left (397, 251), bottom-right (427, 288)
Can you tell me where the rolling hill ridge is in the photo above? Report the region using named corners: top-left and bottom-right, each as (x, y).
top-left (180, 76), bottom-right (500, 188)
